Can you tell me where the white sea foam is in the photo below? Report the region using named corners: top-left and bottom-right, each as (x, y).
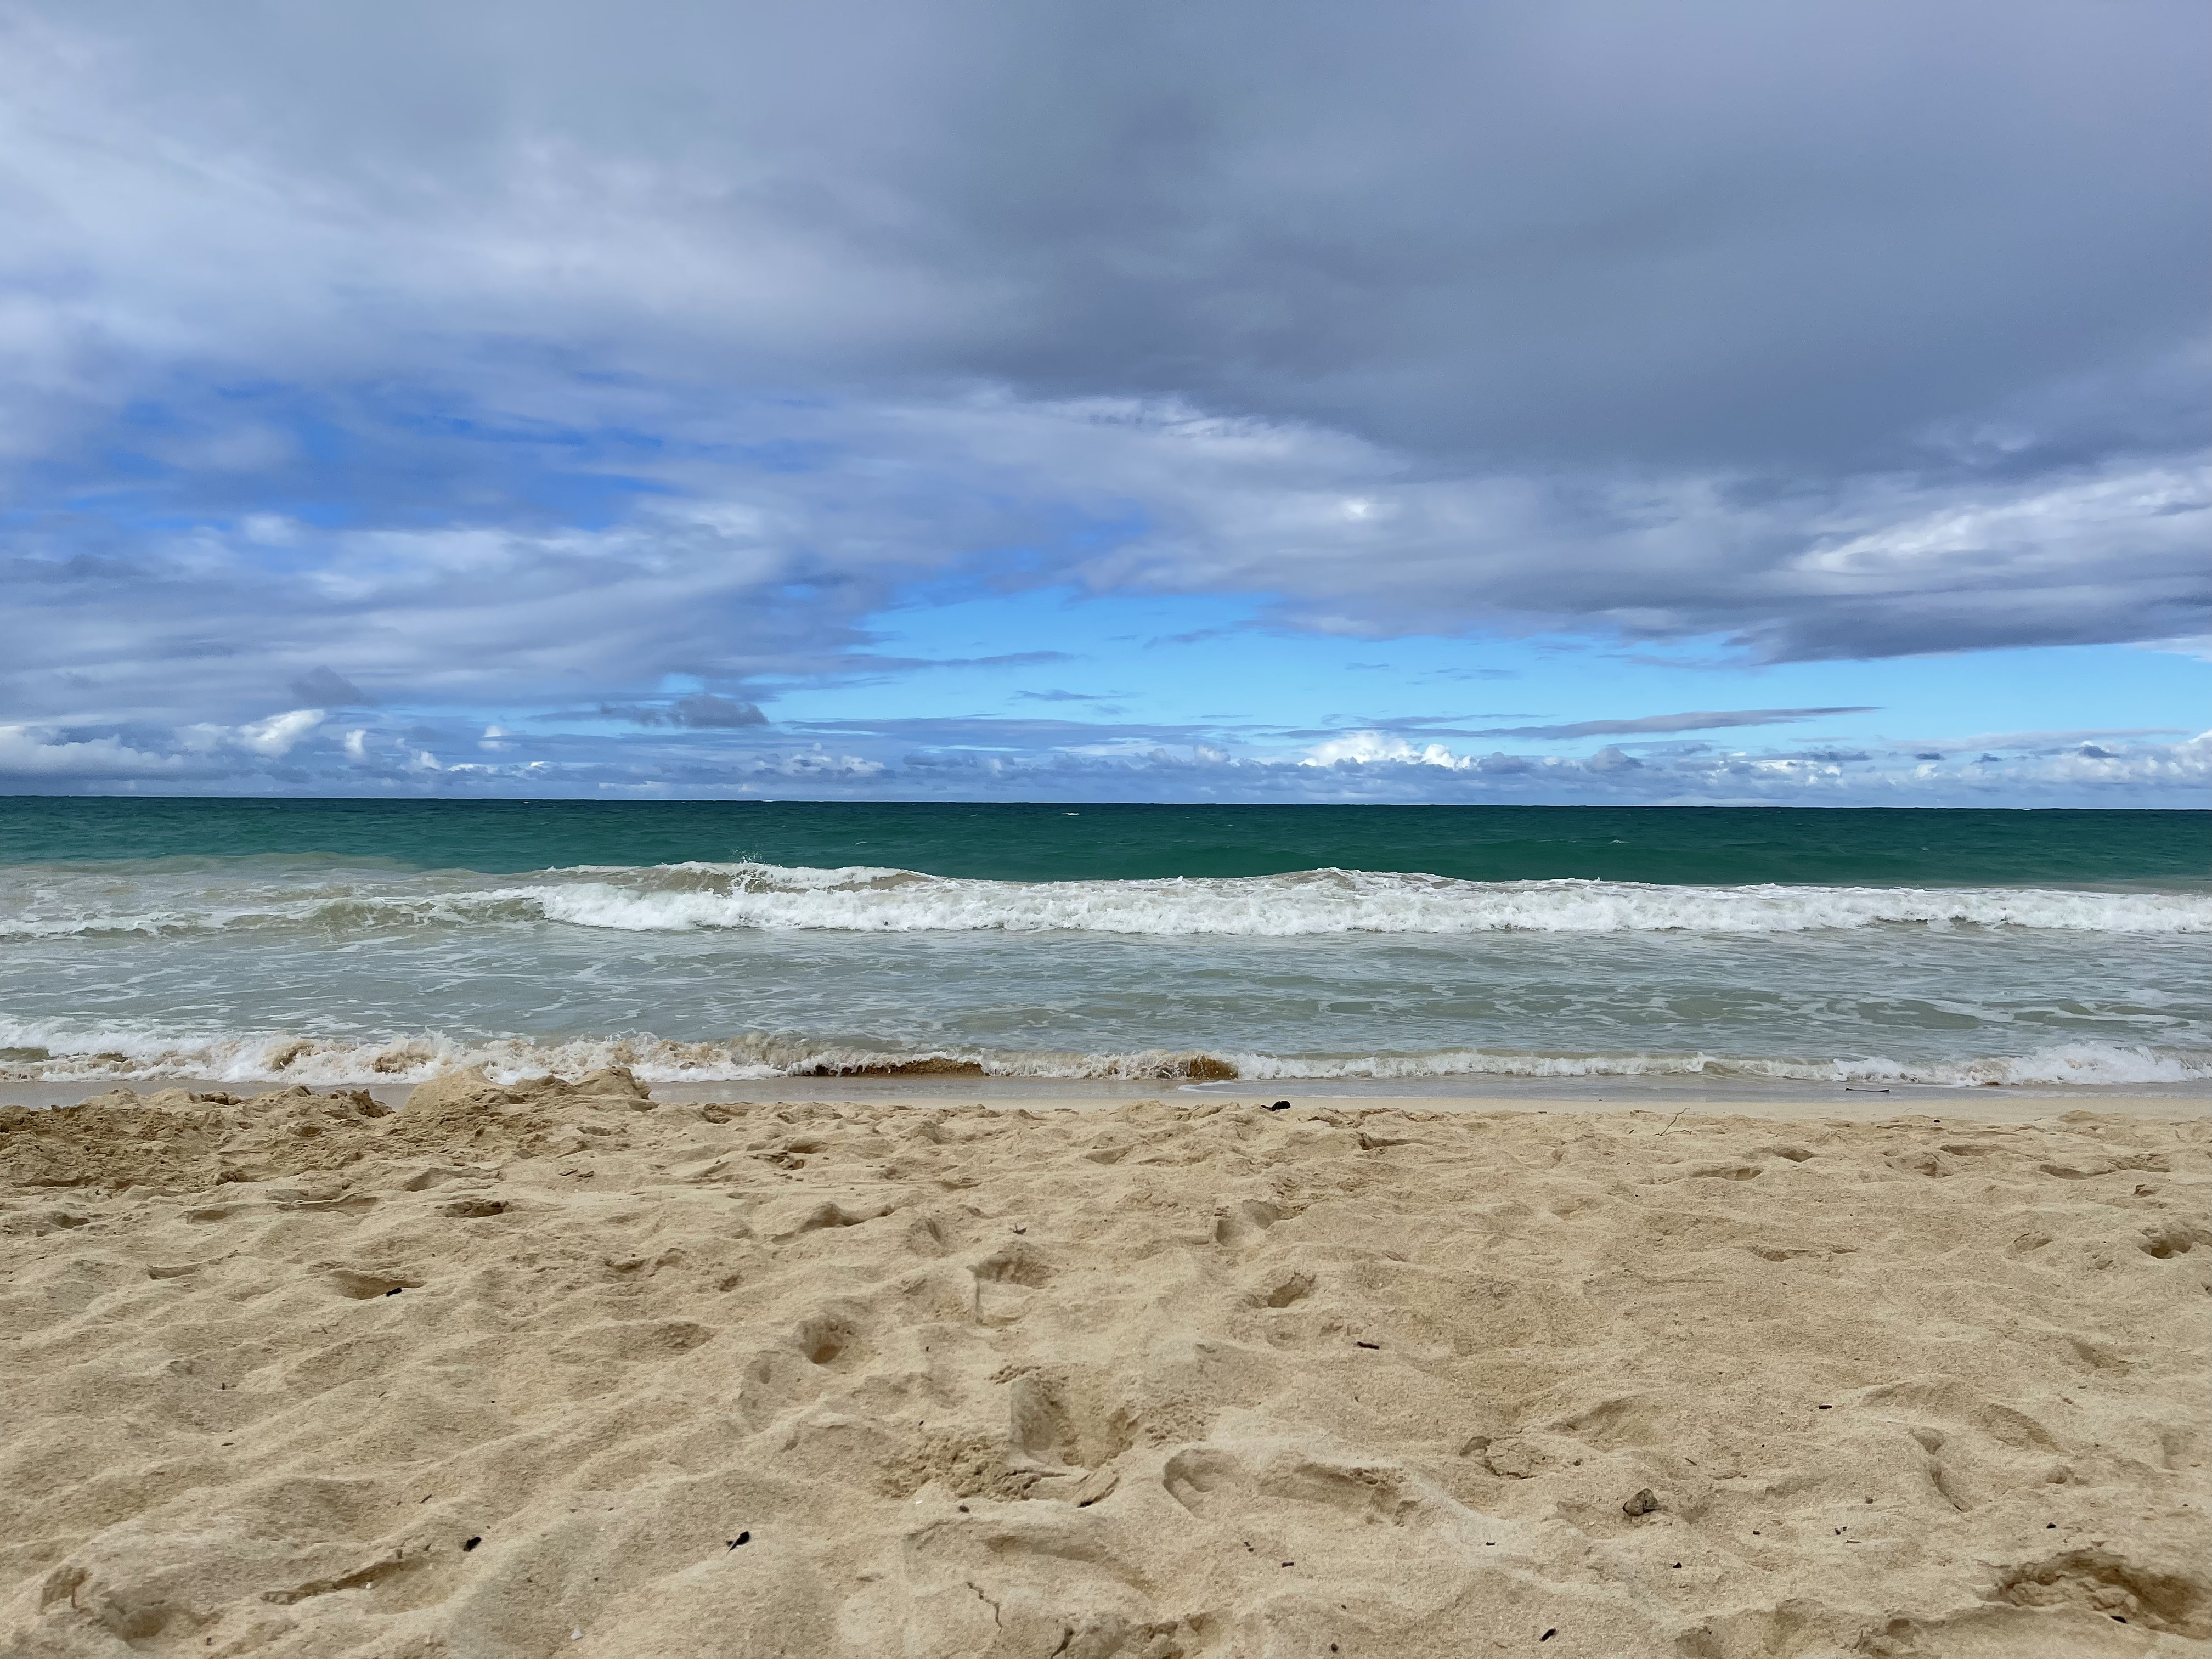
top-left (5, 861), bottom-right (2207, 939)
top-left (4, 1021), bottom-right (2205, 1092)
top-left (1220, 1041), bottom-right (2212, 1089)
top-left (527, 865), bottom-right (2212, 935)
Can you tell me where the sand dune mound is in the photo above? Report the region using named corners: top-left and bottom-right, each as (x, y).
top-left (0, 1068), bottom-right (656, 1193)
top-left (2, 1083), bottom-right (2207, 1656)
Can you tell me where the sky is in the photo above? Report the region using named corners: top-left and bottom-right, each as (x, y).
top-left (2, 0), bottom-right (2208, 805)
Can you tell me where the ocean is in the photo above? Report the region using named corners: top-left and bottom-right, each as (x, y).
top-left (3, 798), bottom-right (2208, 1093)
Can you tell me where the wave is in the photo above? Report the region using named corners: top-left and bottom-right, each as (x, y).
top-left (5, 1023), bottom-right (2207, 1091)
top-left (0, 890), bottom-right (541, 941)
top-left (5, 861), bottom-right (2210, 940)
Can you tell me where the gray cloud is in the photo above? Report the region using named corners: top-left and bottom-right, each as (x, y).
top-left (603, 695), bottom-right (769, 730)
top-left (1465, 706), bottom-right (1878, 741)
top-left (0, 0), bottom-right (2206, 731)
top-left (1071, 435), bottom-right (2211, 659)
top-left (28, 0), bottom-right (2196, 470)
top-left (1887, 725), bottom-right (2192, 754)
top-left (1146, 629), bottom-right (1238, 649)
top-left (787, 716), bottom-right (1214, 746)
top-left (287, 667), bottom-right (372, 708)
top-left (1, 386), bottom-right (2202, 746)
top-left (907, 653), bottom-right (1076, 672)
top-left (669, 695), bottom-right (768, 729)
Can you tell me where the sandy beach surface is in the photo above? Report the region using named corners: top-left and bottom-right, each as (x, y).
top-left (3, 1073), bottom-right (2207, 1658)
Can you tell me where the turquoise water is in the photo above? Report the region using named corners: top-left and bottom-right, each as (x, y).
top-left (2, 798), bottom-right (2206, 885)
top-left (2, 798), bottom-right (2206, 1090)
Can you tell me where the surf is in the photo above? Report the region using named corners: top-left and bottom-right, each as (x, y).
top-left (7, 861), bottom-right (2209, 940)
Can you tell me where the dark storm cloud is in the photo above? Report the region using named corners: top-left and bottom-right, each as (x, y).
top-left (0, 0), bottom-right (2207, 730)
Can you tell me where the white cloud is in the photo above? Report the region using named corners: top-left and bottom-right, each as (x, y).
top-left (15, 706), bottom-right (2206, 806)
top-left (236, 708), bottom-right (323, 756)
top-left (176, 710), bottom-right (324, 757)
top-left (0, 725), bottom-right (184, 778)
top-left (1302, 731), bottom-right (1469, 769)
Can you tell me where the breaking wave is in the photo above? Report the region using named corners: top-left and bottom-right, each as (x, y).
top-left (5, 860), bottom-right (2209, 939)
top-left (4, 1023), bottom-right (2207, 1092)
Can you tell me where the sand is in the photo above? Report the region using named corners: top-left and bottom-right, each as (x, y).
top-left (2, 1072), bottom-right (2207, 1658)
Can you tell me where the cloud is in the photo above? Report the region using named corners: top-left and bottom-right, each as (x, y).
top-left (665, 695), bottom-right (768, 729)
top-left (1465, 707), bottom-right (1877, 740)
top-left (0, 726), bottom-right (187, 779)
top-left (603, 694), bottom-right (770, 730)
top-left (788, 715), bottom-right (1215, 747)
top-left (1014, 689), bottom-right (1116, 703)
top-left (1147, 628), bottom-right (1239, 649)
top-left (1063, 421), bottom-right (2212, 659)
top-left (1301, 731), bottom-right (1469, 769)
top-left (5, 702), bottom-right (2208, 806)
top-left (236, 708), bottom-right (324, 756)
top-left (900, 653), bottom-right (1077, 672)
top-left (1273, 725), bottom-right (2212, 802)
top-left (1297, 730), bottom-right (1646, 776)
top-left (286, 667), bottom-right (371, 707)
top-left (1887, 725), bottom-right (2191, 753)
top-left (0, 0), bottom-right (2205, 758)
top-left (174, 709), bottom-right (325, 758)
top-left (7, 395), bottom-right (2205, 749)
top-left (14, 0), bottom-right (2200, 468)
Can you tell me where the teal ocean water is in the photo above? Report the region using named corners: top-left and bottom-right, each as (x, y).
top-left (3, 799), bottom-right (2207, 1090)
top-left (5, 798), bottom-right (2208, 885)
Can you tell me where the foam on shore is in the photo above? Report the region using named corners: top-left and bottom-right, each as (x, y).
top-left (5, 1020), bottom-right (2209, 1091)
top-left (8, 860), bottom-right (2210, 940)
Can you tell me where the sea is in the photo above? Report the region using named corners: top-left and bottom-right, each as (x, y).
top-left (2, 798), bottom-right (2208, 1096)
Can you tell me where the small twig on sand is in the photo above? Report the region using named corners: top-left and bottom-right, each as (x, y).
top-left (1651, 1109), bottom-right (1688, 1137)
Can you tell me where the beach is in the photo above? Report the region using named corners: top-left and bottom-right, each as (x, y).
top-left (4, 1071), bottom-right (2207, 1657)
top-left (8, 0), bottom-right (2209, 1647)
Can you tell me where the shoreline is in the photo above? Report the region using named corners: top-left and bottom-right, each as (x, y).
top-left (7, 1071), bottom-right (2212, 1122)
